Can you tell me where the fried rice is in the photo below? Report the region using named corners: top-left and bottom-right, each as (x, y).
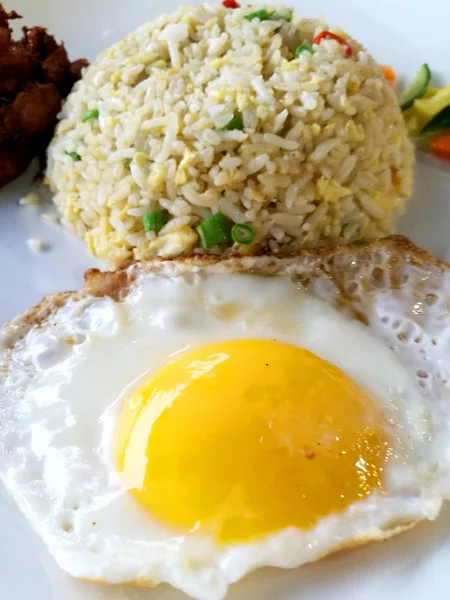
top-left (46, 3), bottom-right (414, 261)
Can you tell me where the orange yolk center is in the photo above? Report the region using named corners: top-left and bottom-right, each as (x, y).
top-left (116, 339), bottom-right (387, 543)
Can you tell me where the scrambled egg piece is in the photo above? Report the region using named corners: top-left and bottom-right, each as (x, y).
top-left (316, 178), bottom-right (351, 203)
top-left (175, 149), bottom-right (195, 186)
top-left (134, 152), bottom-right (149, 166)
top-left (211, 57), bottom-right (229, 69)
top-left (145, 226), bottom-right (198, 258)
top-left (372, 190), bottom-right (404, 215)
top-left (90, 232), bottom-right (130, 262)
top-left (210, 88), bottom-right (229, 102)
top-left (148, 164), bottom-right (168, 193)
top-left (344, 121), bottom-right (365, 143)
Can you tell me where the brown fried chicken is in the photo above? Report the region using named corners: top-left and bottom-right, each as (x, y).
top-left (0, 2), bottom-right (88, 188)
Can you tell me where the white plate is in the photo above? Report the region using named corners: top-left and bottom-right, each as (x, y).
top-left (2, 1), bottom-right (450, 598)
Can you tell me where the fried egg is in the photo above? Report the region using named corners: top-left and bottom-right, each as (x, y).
top-left (1, 238), bottom-right (450, 600)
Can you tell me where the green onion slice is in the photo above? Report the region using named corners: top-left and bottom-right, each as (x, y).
top-left (65, 150), bottom-right (81, 161)
top-left (231, 224), bottom-right (255, 245)
top-left (271, 8), bottom-right (293, 22)
top-left (222, 113), bottom-right (244, 131)
top-left (244, 9), bottom-right (272, 21)
top-left (196, 212), bottom-right (231, 249)
top-left (143, 210), bottom-right (168, 232)
top-left (152, 59), bottom-right (167, 69)
top-left (82, 109), bottom-right (99, 122)
top-left (295, 44), bottom-right (314, 58)
top-left (245, 8), bottom-right (292, 21)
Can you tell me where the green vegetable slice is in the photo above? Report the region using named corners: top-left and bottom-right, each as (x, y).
top-left (245, 8), bottom-right (292, 22)
top-left (142, 210), bottom-right (168, 232)
top-left (152, 59), bottom-right (167, 69)
top-left (82, 109), bottom-right (99, 122)
top-left (245, 9), bottom-right (273, 20)
top-left (222, 113), bottom-right (244, 131)
top-left (231, 224), bottom-right (255, 245)
top-left (399, 64), bottom-right (431, 111)
top-left (271, 8), bottom-right (293, 21)
top-left (295, 44), bottom-right (314, 58)
top-left (196, 212), bottom-right (231, 249)
top-left (422, 105), bottom-right (450, 134)
top-left (65, 150), bottom-right (81, 161)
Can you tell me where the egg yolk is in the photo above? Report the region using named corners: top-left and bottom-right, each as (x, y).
top-left (116, 339), bottom-right (387, 543)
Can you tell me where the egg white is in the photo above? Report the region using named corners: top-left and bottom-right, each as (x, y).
top-left (0, 270), bottom-right (448, 600)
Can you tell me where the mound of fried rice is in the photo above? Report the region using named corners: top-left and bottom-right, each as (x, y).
top-left (46, 4), bottom-right (414, 261)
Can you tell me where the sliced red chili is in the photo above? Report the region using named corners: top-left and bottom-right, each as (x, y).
top-left (222, 0), bottom-right (241, 7)
top-left (313, 31), bottom-right (352, 58)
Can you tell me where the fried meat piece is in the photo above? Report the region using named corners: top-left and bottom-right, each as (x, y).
top-left (0, 2), bottom-right (88, 187)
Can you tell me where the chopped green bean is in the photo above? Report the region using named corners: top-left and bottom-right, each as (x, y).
top-left (152, 59), bottom-right (167, 69)
top-left (82, 109), bottom-right (99, 122)
top-left (294, 44), bottom-right (314, 58)
top-left (244, 9), bottom-right (272, 21)
top-left (231, 224), bottom-right (255, 245)
top-left (245, 8), bottom-right (292, 22)
top-left (222, 113), bottom-right (244, 131)
top-left (271, 8), bottom-right (292, 22)
top-left (65, 150), bottom-right (81, 161)
top-left (196, 212), bottom-right (232, 248)
top-left (143, 210), bottom-right (168, 232)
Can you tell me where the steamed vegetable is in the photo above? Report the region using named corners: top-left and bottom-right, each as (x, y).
top-left (422, 105), bottom-right (450, 134)
top-left (398, 64), bottom-right (431, 110)
top-left (399, 68), bottom-right (450, 161)
top-left (404, 86), bottom-right (450, 135)
top-left (381, 65), bottom-right (396, 88)
top-left (429, 131), bottom-right (450, 160)
top-left (397, 64), bottom-right (450, 161)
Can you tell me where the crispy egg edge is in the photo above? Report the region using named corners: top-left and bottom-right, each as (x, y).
top-left (0, 235), bottom-right (445, 347)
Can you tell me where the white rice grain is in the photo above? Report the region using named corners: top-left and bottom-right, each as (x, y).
top-left (246, 154), bottom-right (270, 175)
top-left (262, 134), bottom-right (299, 150)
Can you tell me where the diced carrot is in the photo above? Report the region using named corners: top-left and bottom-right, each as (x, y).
top-left (381, 65), bottom-right (396, 88)
top-left (391, 168), bottom-right (401, 190)
top-left (429, 132), bottom-right (450, 161)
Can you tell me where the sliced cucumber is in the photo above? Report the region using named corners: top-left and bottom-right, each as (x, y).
top-left (398, 64), bottom-right (431, 111)
top-left (422, 105), bottom-right (450, 134)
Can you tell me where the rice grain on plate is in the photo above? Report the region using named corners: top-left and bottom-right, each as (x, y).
top-left (46, 4), bottom-right (414, 261)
